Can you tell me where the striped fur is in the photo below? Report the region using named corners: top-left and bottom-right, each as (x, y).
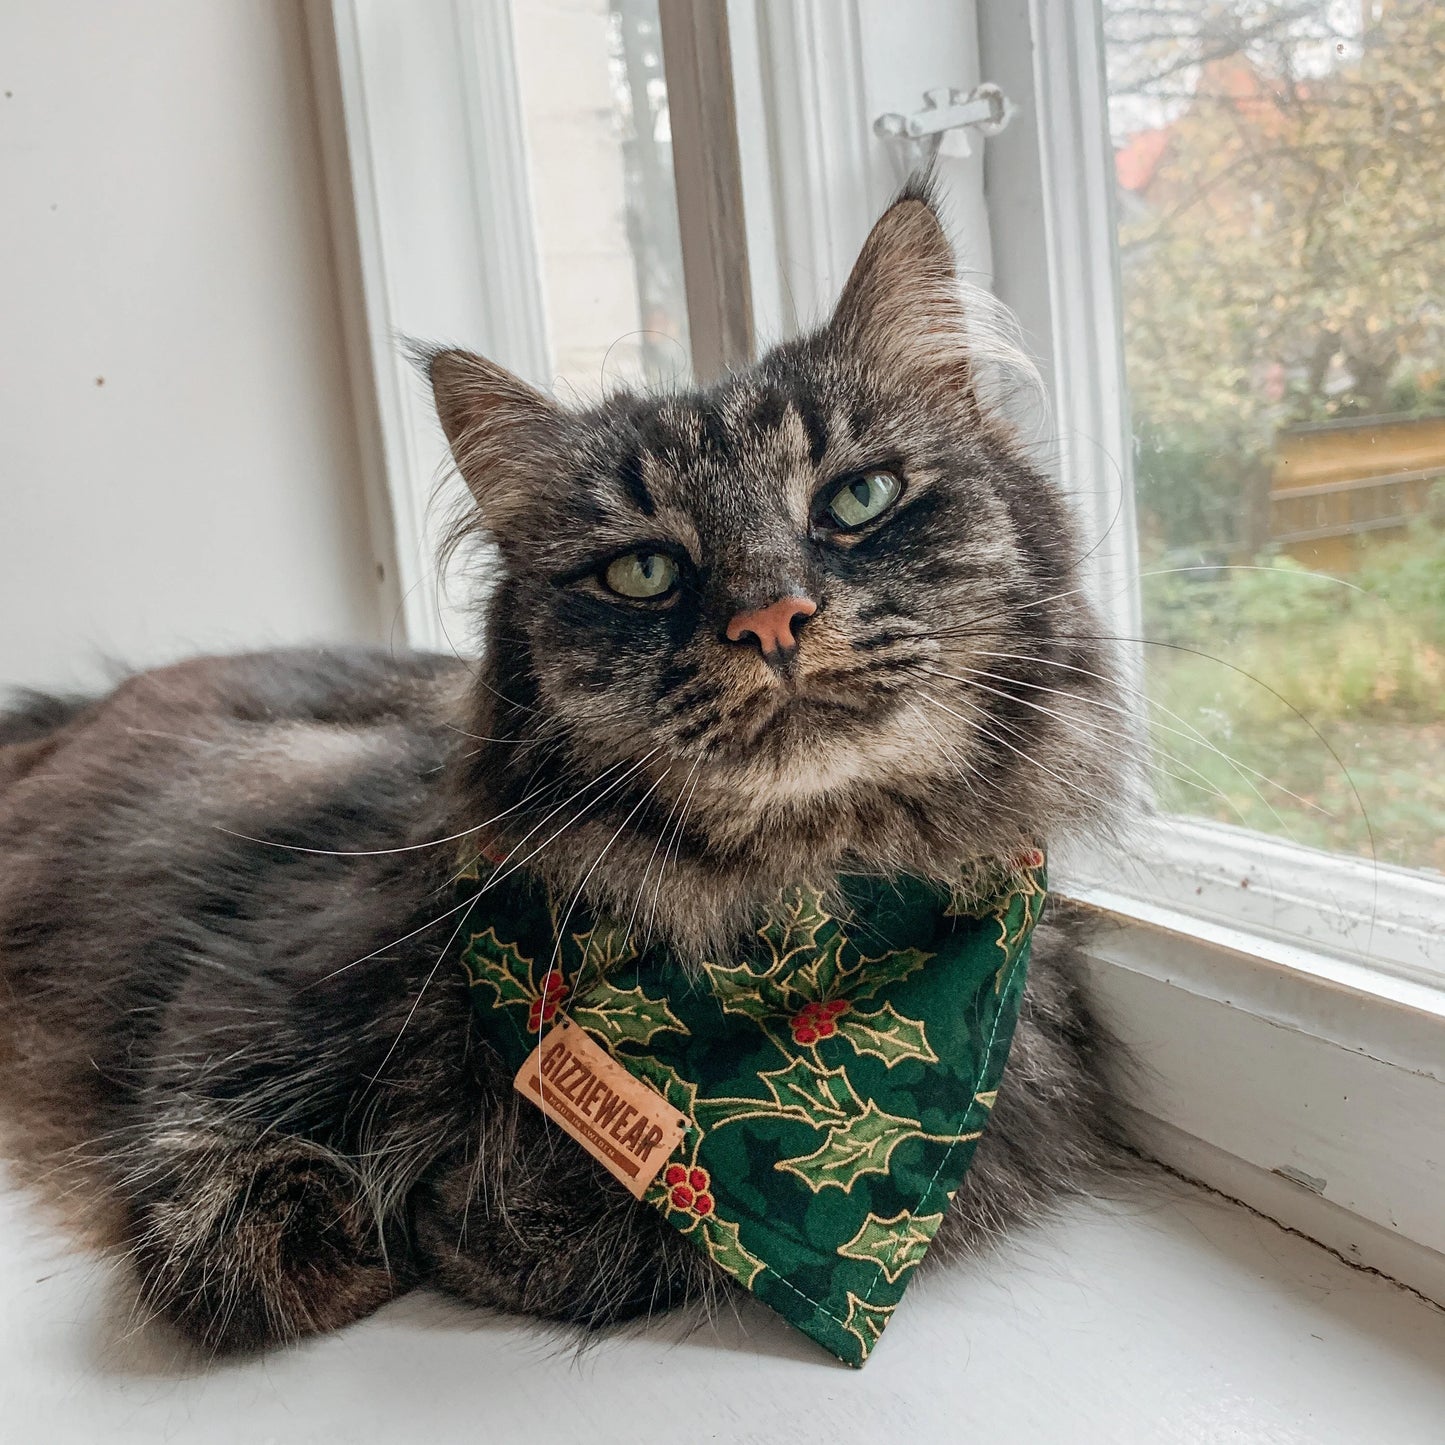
top-left (0, 185), bottom-right (1131, 1355)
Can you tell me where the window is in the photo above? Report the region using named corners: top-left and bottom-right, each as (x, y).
top-left (314, 0), bottom-right (1445, 1302)
top-left (510, 0), bottom-right (690, 393)
top-left (1104, 1), bottom-right (1445, 878)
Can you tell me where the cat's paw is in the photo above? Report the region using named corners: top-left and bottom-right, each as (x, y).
top-left (131, 1144), bottom-right (396, 1354)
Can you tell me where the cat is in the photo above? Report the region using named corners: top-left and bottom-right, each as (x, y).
top-left (0, 182), bottom-right (1128, 1354)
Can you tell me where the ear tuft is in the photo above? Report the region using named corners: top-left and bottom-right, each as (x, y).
top-left (828, 187), bottom-right (973, 403)
top-left (427, 348), bottom-right (559, 522)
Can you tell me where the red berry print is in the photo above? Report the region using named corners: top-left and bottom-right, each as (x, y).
top-left (789, 998), bottom-right (848, 1045)
top-left (528, 970), bottom-right (568, 1031)
top-left (666, 1164), bottom-right (714, 1218)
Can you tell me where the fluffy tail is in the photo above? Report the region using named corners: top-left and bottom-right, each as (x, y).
top-left (0, 688), bottom-right (94, 786)
top-left (0, 689), bottom-right (93, 747)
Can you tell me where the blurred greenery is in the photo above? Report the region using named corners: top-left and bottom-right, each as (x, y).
top-left (1107, 2), bottom-right (1445, 558)
top-left (1105, 1), bottom-right (1445, 873)
top-left (1142, 521), bottom-right (1445, 871)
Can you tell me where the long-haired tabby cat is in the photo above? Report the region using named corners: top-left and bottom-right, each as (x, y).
top-left (0, 184), bottom-right (1126, 1353)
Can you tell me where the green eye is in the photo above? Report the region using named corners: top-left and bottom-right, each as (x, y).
top-left (603, 551), bottom-right (680, 600)
top-left (826, 470), bottom-right (901, 529)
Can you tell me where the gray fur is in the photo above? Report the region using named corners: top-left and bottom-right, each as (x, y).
top-left (0, 187), bottom-right (1130, 1354)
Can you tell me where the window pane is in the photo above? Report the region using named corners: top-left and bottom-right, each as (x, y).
top-left (1103, 1), bottom-right (1445, 873)
top-left (509, 0), bottom-right (691, 394)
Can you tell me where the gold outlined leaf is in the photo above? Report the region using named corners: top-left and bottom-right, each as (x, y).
top-left (757, 889), bottom-right (831, 972)
top-left (699, 1215), bottom-right (765, 1289)
top-left (791, 928), bottom-right (848, 998)
top-left (775, 1100), bottom-right (922, 1193)
top-left (461, 928), bottom-right (537, 1009)
top-left (698, 1056), bottom-right (863, 1131)
top-left (838, 946), bottom-right (931, 1005)
top-left (700, 959), bottom-right (792, 1022)
top-left (838, 1210), bottom-right (945, 1284)
top-left (570, 982), bottom-right (687, 1051)
top-left (570, 921), bottom-right (638, 980)
top-left (841, 1292), bottom-right (895, 1361)
top-left (760, 1056), bottom-right (863, 1120)
top-left (627, 1057), bottom-right (699, 1120)
top-left (834, 1003), bottom-right (938, 1067)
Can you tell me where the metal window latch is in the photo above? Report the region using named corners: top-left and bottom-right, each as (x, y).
top-left (874, 83), bottom-right (1016, 164)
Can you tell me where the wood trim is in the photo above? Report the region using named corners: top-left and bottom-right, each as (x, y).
top-left (301, 0), bottom-right (404, 634)
top-left (979, 0), bottom-right (1141, 641)
top-left (1124, 1111), bottom-right (1445, 1310)
top-left (657, 0), bottom-right (754, 380)
top-left (306, 0), bottom-right (552, 652)
top-left (734, 0), bottom-right (990, 344)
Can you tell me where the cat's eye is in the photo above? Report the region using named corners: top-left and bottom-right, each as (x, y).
top-left (603, 551), bottom-right (680, 600)
top-left (824, 470), bottom-right (902, 530)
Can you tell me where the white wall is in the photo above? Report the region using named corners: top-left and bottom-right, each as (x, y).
top-left (0, 0), bottom-right (388, 693)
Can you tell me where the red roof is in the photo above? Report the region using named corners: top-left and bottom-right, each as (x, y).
top-left (1115, 127), bottom-right (1169, 192)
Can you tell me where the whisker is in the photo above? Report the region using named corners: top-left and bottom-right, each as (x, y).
top-left (309, 751), bottom-right (660, 986)
top-left (911, 664), bottom-right (1272, 831)
top-left (915, 690), bottom-right (1123, 818)
top-left (964, 649), bottom-right (1332, 817)
top-left (541, 764), bottom-right (674, 1015)
top-left (916, 659), bottom-right (1319, 834)
top-left (214, 789), bottom-right (545, 860)
top-left (620, 755), bottom-right (703, 955)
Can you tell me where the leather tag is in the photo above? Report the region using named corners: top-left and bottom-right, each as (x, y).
top-left (514, 1020), bottom-right (689, 1199)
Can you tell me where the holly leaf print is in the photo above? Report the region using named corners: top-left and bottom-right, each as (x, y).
top-left (834, 1003), bottom-right (938, 1068)
top-left (790, 927), bottom-right (848, 999)
top-left (700, 958), bottom-right (794, 1023)
top-left (837, 1210), bottom-right (945, 1285)
top-left (570, 921), bottom-right (637, 981)
top-left (460, 928), bottom-right (537, 1010)
top-left (759, 1056), bottom-right (862, 1121)
top-left (698, 1214), bottom-right (766, 1290)
top-left (570, 981), bottom-right (687, 1051)
top-left (775, 1100), bottom-right (923, 1193)
top-left (839, 945), bottom-right (932, 1005)
top-left (626, 1056), bottom-right (699, 1121)
top-left (841, 1292), bottom-right (896, 1362)
top-left (697, 1056), bottom-right (862, 1131)
top-left (757, 889), bottom-right (831, 973)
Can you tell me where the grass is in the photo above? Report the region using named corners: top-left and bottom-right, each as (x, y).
top-left (1138, 524), bottom-right (1445, 873)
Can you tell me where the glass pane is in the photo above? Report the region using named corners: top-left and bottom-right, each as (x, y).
top-left (1103, 1), bottom-right (1445, 873)
top-left (509, 0), bottom-right (691, 394)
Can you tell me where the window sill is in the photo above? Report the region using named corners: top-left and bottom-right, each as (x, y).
top-left (1064, 868), bottom-right (1445, 1303)
top-left (5, 1164), bottom-right (1443, 1440)
top-left (1071, 816), bottom-right (1444, 987)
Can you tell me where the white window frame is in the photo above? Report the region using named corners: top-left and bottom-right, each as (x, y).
top-left (978, 0), bottom-right (1445, 1297)
top-left (306, 0), bottom-right (552, 654)
top-left (310, 0), bottom-right (1445, 1302)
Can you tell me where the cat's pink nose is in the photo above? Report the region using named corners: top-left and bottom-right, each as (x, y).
top-left (725, 595), bottom-right (817, 658)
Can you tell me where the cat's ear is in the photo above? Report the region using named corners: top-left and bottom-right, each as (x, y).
top-left (428, 348), bottom-right (560, 524)
top-left (827, 187), bottom-right (974, 405)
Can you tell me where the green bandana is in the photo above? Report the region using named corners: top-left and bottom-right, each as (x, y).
top-left (456, 849), bottom-right (1045, 1367)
